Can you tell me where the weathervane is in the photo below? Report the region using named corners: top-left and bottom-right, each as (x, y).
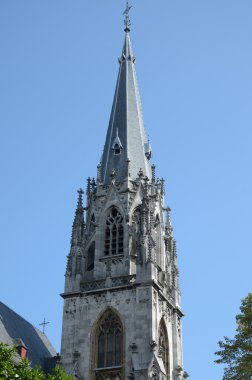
top-left (123, 2), bottom-right (132, 32)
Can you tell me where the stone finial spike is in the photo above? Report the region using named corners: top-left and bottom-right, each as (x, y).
top-left (151, 164), bottom-right (156, 183)
top-left (74, 189), bottom-right (84, 224)
top-left (160, 178), bottom-right (165, 194)
top-left (164, 207), bottom-right (173, 235)
top-left (71, 189), bottom-right (85, 247)
top-left (167, 207), bottom-right (172, 228)
top-left (77, 188), bottom-right (84, 211)
top-left (97, 163), bottom-right (101, 183)
top-left (86, 177), bottom-right (91, 194)
top-left (65, 254), bottom-right (72, 276)
top-left (173, 239), bottom-right (177, 257)
top-left (91, 178), bottom-right (96, 190)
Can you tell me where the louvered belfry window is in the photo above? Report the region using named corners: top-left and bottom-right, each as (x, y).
top-left (104, 207), bottom-right (124, 256)
top-left (97, 310), bottom-right (123, 369)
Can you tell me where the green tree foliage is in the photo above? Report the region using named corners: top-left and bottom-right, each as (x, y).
top-left (0, 343), bottom-right (73, 380)
top-left (215, 293), bottom-right (252, 380)
top-left (47, 366), bottom-right (74, 380)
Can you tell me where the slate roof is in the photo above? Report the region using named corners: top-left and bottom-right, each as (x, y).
top-left (0, 301), bottom-right (56, 370)
top-left (101, 31), bottom-right (152, 184)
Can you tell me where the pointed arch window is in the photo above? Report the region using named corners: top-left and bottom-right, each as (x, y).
top-left (104, 207), bottom-right (124, 256)
top-left (131, 207), bottom-right (141, 256)
top-left (90, 214), bottom-right (96, 234)
top-left (112, 130), bottom-right (123, 155)
top-left (113, 143), bottom-right (122, 155)
top-left (94, 310), bottom-right (123, 379)
top-left (154, 213), bottom-right (162, 268)
top-left (159, 319), bottom-right (170, 379)
top-left (87, 241), bottom-right (95, 271)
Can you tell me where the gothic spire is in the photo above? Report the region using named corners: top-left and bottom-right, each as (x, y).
top-left (100, 7), bottom-right (152, 184)
top-left (71, 188), bottom-right (84, 246)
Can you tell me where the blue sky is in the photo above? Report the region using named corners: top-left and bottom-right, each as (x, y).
top-left (0, 1), bottom-right (252, 379)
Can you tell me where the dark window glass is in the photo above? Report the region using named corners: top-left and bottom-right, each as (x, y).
top-left (159, 319), bottom-right (170, 379)
top-left (96, 311), bottom-right (123, 369)
top-left (98, 333), bottom-right (105, 368)
top-left (90, 214), bottom-right (96, 234)
top-left (131, 207), bottom-right (141, 256)
top-left (104, 207), bottom-right (124, 256)
top-left (107, 332), bottom-right (114, 366)
top-left (115, 330), bottom-right (122, 366)
top-left (87, 241), bottom-right (95, 271)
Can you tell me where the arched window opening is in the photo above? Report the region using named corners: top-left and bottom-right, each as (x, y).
top-left (104, 207), bottom-right (124, 256)
top-left (96, 310), bottom-right (123, 370)
top-left (154, 213), bottom-right (162, 268)
top-left (159, 319), bottom-right (170, 379)
top-left (87, 241), bottom-right (95, 271)
top-left (114, 143), bottom-right (122, 155)
top-left (112, 131), bottom-right (123, 156)
top-left (90, 214), bottom-right (96, 234)
top-left (154, 214), bottom-right (160, 227)
top-left (131, 207), bottom-right (141, 256)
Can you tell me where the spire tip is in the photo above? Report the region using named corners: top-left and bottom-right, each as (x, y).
top-left (123, 2), bottom-right (132, 33)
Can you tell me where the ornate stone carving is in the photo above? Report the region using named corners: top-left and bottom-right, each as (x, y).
top-left (175, 366), bottom-right (189, 379)
top-left (150, 365), bottom-right (159, 379)
top-left (111, 274), bottom-right (136, 287)
top-left (129, 342), bottom-right (138, 352)
top-left (81, 279), bottom-right (106, 292)
top-left (65, 300), bottom-right (77, 319)
top-left (61, 19), bottom-right (185, 380)
top-left (150, 340), bottom-right (157, 351)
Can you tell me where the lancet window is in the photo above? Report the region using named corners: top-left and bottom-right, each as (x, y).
top-left (154, 213), bottom-right (162, 268)
top-left (104, 207), bottom-right (124, 256)
top-left (90, 214), bottom-right (96, 234)
top-left (94, 310), bottom-right (123, 379)
top-left (87, 241), bottom-right (95, 271)
top-left (159, 319), bottom-right (170, 379)
top-left (131, 207), bottom-right (141, 255)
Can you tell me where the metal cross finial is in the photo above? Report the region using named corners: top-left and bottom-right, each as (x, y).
top-left (123, 2), bottom-right (132, 32)
top-left (39, 318), bottom-right (50, 334)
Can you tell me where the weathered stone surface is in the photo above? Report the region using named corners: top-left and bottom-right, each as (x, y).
top-left (60, 21), bottom-right (185, 380)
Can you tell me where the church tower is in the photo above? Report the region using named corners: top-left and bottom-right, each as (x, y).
top-left (60, 6), bottom-right (187, 380)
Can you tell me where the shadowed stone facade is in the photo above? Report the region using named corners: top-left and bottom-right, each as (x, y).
top-left (60, 12), bottom-right (187, 380)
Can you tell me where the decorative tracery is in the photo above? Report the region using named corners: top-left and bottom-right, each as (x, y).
top-left (104, 207), bottom-right (124, 256)
top-left (159, 319), bottom-right (170, 379)
top-left (131, 207), bottom-right (141, 255)
top-left (94, 310), bottom-right (123, 379)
